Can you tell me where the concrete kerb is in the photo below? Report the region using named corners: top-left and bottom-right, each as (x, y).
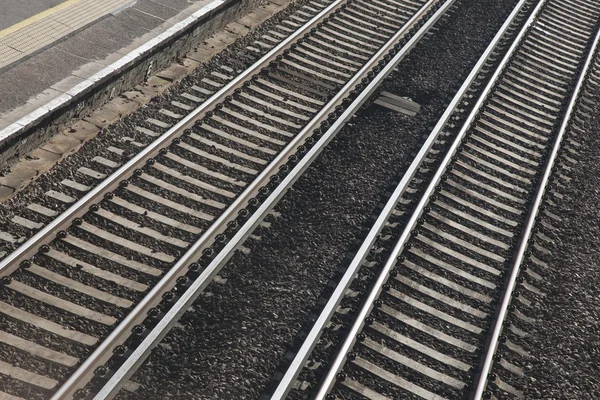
top-left (0, 0), bottom-right (264, 165)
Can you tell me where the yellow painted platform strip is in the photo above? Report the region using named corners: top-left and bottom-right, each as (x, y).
top-left (0, 0), bottom-right (135, 69)
top-left (0, 0), bottom-right (82, 40)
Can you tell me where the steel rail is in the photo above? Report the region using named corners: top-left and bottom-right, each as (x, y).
top-left (268, 0), bottom-right (531, 397)
top-left (470, 19), bottom-right (600, 400)
top-left (53, 0), bottom-right (444, 398)
top-left (0, 0), bottom-right (347, 279)
top-left (90, 0), bottom-right (451, 398)
top-left (48, 1), bottom-right (357, 398)
top-left (313, 0), bottom-right (548, 397)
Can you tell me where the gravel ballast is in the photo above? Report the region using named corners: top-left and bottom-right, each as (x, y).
top-left (514, 76), bottom-right (600, 398)
top-left (116, 0), bottom-right (525, 398)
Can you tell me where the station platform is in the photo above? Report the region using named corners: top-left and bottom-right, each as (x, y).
top-left (0, 0), bottom-right (230, 136)
top-left (0, 0), bottom-right (290, 202)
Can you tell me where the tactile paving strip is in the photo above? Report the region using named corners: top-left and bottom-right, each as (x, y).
top-left (0, 0), bottom-right (136, 69)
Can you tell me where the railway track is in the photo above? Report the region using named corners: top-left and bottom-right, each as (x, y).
top-left (0, 0), bottom-right (462, 398)
top-left (0, 0), bottom-right (334, 260)
top-left (269, 0), bottom-right (600, 399)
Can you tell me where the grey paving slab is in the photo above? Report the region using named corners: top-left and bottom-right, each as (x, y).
top-left (54, 34), bottom-right (116, 64)
top-left (150, 0), bottom-right (200, 14)
top-left (0, 0), bottom-right (64, 30)
top-left (92, 14), bottom-right (154, 42)
top-left (50, 73), bottom-right (85, 94)
top-left (69, 61), bottom-right (107, 80)
top-left (30, 46), bottom-right (89, 74)
top-left (0, 61), bottom-right (60, 113)
top-left (24, 88), bottom-right (64, 110)
top-left (113, 8), bottom-right (166, 30)
top-left (132, 1), bottom-right (181, 20)
top-left (0, 46), bottom-right (89, 114)
top-left (70, 20), bottom-right (137, 54)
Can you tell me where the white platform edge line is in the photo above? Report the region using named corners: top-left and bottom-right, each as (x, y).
top-left (0, 0), bottom-right (228, 143)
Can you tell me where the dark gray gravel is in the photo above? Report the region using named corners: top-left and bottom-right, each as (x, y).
top-left (0, 2), bottom-right (343, 398)
top-left (115, 0), bottom-right (526, 398)
top-left (512, 76), bottom-right (600, 399)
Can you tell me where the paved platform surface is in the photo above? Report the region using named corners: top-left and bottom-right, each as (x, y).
top-left (0, 0), bottom-right (290, 201)
top-left (0, 0), bottom-right (219, 129)
top-left (0, 0), bottom-right (65, 30)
